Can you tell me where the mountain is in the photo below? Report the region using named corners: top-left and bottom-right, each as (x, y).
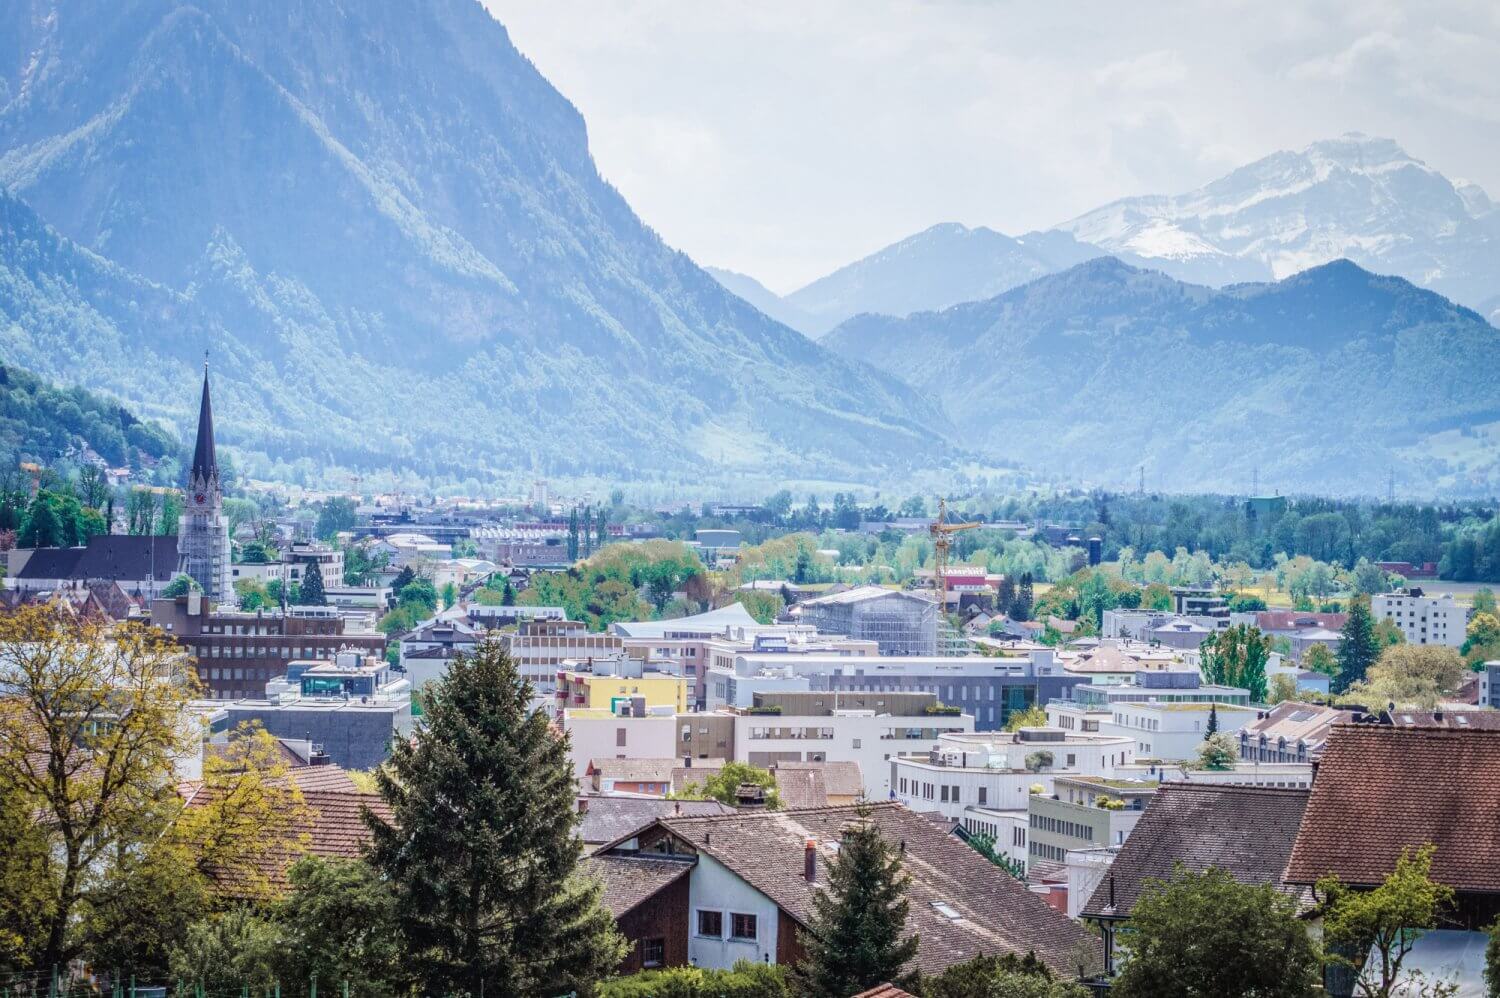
top-left (775, 224), bottom-right (1111, 336)
top-left (1060, 134), bottom-right (1500, 317)
top-left (703, 266), bottom-right (818, 335)
top-left (823, 258), bottom-right (1500, 494)
top-left (0, 358), bottom-right (178, 472)
top-left (0, 0), bottom-right (946, 484)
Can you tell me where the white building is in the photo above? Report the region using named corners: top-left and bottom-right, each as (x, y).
top-left (728, 701), bottom-right (974, 799)
top-left (890, 729), bottom-right (1135, 820)
top-left (562, 707), bottom-right (678, 778)
top-left (1372, 588), bottom-right (1466, 647)
top-left (1103, 701), bottom-right (1259, 762)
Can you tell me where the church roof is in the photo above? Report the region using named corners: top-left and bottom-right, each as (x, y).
top-left (191, 367), bottom-right (218, 483)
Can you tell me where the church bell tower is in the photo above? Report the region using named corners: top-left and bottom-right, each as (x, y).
top-left (178, 363), bottom-right (232, 605)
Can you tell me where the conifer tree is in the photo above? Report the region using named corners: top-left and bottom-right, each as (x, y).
top-left (299, 559), bottom-right (327, 606)
top-left (791, 812), bottom-right (919, 998)
top-left (1336, 595), bottom-right (1379, 694)
top-left (365, 639), bottom-right (624, 996)
top-left (566, 507), bottom-right (580, 562)
top-left (1206, 702), bottom-right (1219, 736)
top-left (595, 508), bottom-right (608, 551)
top-left (1014, 572), bottom-right (1035, 621)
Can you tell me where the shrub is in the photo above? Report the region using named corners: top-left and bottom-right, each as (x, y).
top-left (599, 960), bottom-right (788, 998)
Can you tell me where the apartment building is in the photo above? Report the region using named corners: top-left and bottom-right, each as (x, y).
top-left (1371, 588), bottom-right (1466, 647)
top-left (504, 618), bottom-right (625, 692)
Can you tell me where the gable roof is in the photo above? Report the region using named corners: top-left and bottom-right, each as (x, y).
top-left (1237, 702), bottom-right (1346, 756)
top-left (586, 854), bottom-right (694, 916)
top-left (1081, 783), bottom-right (1310, 921)
top-left (1284, 724), bottom-right (1500, 892)
top-left (851, 987), bottom-right (918, 998)
top-left (14, 546), bottom-right (85, 580)
top-left (773, 760), bottom-right (865, 803)
top-left (641, 802), bottom-right (1091, 975)
top-left (74, 535), bottom-right (179, 583)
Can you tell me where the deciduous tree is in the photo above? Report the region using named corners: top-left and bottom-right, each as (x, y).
top-left (1320, 845), bottom-right (1454, 998)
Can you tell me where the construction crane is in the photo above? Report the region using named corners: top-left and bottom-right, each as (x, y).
top-left (929, 498), bottom-right (981, 613)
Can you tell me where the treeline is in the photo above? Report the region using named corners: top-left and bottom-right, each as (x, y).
top-left (653, 491), bottom-right (1500, 583)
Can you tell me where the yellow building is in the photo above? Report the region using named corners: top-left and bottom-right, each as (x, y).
top-left (555, 667), bottom-right (688, 716)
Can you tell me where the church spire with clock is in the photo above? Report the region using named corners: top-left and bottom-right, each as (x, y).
top-left (178, 363), bottom-right (232, 605)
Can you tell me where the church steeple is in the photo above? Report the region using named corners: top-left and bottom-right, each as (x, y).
top-left (190, 362), bottom-right (218, 487)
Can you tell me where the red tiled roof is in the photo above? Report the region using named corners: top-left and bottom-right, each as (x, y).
top-left (851, 986), bottom-right (917, 998)
top-left (1284, 723), bottom-right (1500, 891)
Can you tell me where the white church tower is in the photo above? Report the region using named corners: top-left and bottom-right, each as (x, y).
top-left (178, 364), bottom-right (232, 604)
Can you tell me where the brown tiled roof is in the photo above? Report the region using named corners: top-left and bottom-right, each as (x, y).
top-left (590, 757), bottom-right (727, 788)
top-left (651, 803), bottom-right (1091, 975)
top-left (1081, 783), bottom-right (1310, 921)
top-left (585, 854), bottom-right (693, 916)
top-left (775, 760), bottom-right (864, 799)
top-left (181, 787), bottom-right (391, 895)
top-left (286, 765), bottom-right (361, 792)
top-left (774, 765), bottom-right (828, 809)
top-left (851, 986), bottom-right (917, 998)
top-left (577, 796), bottom-right (735, 844)
top-left (1284, 724), bottom-right (1500, 891)
top-left (1237, 702), bottom-right (1346, 755)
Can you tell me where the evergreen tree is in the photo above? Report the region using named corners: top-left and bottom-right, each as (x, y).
top-left (366, 639), bottom-right (625, 996)
top-left (18, 492), bottom-right (64, 548)
top-left (1336, 595), bottom-right (1379, 694)
top-left (300, 559), bottom-right (327, 606)
top-left (567, 507), bottom-right (580, 562)
top-left (790, 811), bottom-right (919, 998)
top-left (1014, 573), bottom-right (1035, 621)
top-left (390, 564), bottom-right (417, 596)
top-left (581, 504), bottom-right (594, 558)
top-left (595, 508), bottom-right (608, 551)
top-left (501, 579), bottom-right (516, 606)
top-left (997, 576), bottom-right (1016, 617)
top-left (1206, 702), bottom-right (1219, 736)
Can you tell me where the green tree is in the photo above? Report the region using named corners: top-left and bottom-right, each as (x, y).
top-left (299, 558), bottom-right (328, 606)
top-left (1206, 702), bottom-right (1219, 736)
top-left (962, 834), bottom-right (1026, 881)
top-left (567, 506), bottom-right (581, 561)
top-left (1004, 705), bottom-right (1050, 732)
top-left (168, 907), bottom-right (282, 994)
top-left (1342, 644), bottom-right (1467, 710)
top-left (440, 580), bottom-right (458, 608)
top-left (1352, 558), bottom-right (1392, 595)
top-left (923, 952), bottom-right (1089, 998)
top-left (1199, 624), bottom-right (1270, 701)
top-left (678, 761), bottom-right (782, 809)
top-left (315, 497), bottom-right (357, 541)
top-left (789, 812), bottom-right (919, 998)
top-left (1013, 572), bottom-right (1035, 620)
top-left (366, 638), bottom-right (625, 996)
top-left (1112, 866), bottom-right (1320, 998)
top-left (160, 573), bottom-right (201, 597)
top-left (1193, 732), bottom-right (1238, 771)
top-left (18, 491), bottom-right (65, 548)
top-left (1303, 643), bottom-right (1338, 677)
top-left (1320, 845), bottom-right (1455, 998)
top-left (274, 857), bottom-right (403, 994)
top-left (735, 590), bottom-right (784, 625)
top-left (1335, 595), bottom-right (1380, 694)
top-left (501, 578), bottom-right (517, 606)
top-left (1474, 588), bottom-right (1498, 616)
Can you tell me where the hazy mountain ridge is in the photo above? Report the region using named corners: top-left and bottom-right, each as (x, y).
top-left (0, 0), bottom-right (948, 483)
top-left (717, 134), bottom-right (1500, 337)
top-left (823, 257), bottom-right (1500, 493)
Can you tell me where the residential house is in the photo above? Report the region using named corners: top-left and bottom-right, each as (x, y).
top-left (1081, 783), bottom-right (1311, 974)
top-left (589, 803), bottom-right (1092, 975)
top-left (1237, 702), bottom-right (1348, 763)
top-left (1371, 588), bottom-right (1466, 648)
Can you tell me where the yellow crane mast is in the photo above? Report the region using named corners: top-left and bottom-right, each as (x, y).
top-left (929, 498), bottom-right (981, 613)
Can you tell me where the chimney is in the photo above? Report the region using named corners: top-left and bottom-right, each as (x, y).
top-left (804, 838), bottom-right (817, 882)
top-left (674, 800), bottom-right (682, 816)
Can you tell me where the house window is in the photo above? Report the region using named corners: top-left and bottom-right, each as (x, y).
top-left (730, 913), bottom-right (758, 941)
top-left (696, 910), bottom-right (723, 938)
top-left (978, 787), bottom-right (987, 805)
top-left (641, 937), bottom-right (665, 968)
top-left (616, 728), bottom-right (627, 747)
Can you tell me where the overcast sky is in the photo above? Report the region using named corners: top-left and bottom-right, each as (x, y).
top-left (485, 1), bottom-right (1500, 294)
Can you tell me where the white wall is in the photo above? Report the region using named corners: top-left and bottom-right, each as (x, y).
top-left (1103, 703), bottom-right (1256, 762)
top-left (733, 711), bottom-right (974, 798)
top-left (688, 853), bottom-right (783, 968)
top-left (1372, 593), bottom-right (1465, 647)
top-left (893, 762), bottom-right (1047, 818)
top-left (562, 712), bottom-right (677, 778)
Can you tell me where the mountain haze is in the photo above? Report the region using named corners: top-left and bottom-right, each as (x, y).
top-left (0, 0), bottom-right (947, 483)
top-left (824, 258), bottom-right (1500, 494)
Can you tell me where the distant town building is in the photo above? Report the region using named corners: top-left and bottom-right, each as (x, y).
top-left (177, 367), bottom-right (233, 604)
top-left (152, 593), bottom-right (386, 699)
top-left (1371, 588), bottom-right (1466, 647)
top-left (794, 585), bottom-right (939, 656)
